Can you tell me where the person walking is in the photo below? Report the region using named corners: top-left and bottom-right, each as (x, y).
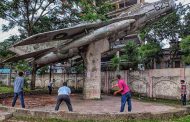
top-left (55, 82), bottom-right (73, 111)
top-left (112, 74), bottom-right (132, 112)
top-left (12, 72), bottom-right (25, 108)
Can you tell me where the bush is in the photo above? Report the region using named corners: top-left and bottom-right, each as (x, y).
top-left (0, 86), bottom-right (13, 93)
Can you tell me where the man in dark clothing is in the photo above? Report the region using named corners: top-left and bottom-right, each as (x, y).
top-left (181, 80), bottom-right (186, 105)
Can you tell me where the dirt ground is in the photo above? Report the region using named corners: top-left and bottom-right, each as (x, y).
top-left (0, 94), bottom-right (177, 113)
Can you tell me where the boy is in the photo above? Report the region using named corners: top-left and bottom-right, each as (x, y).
top-left (12, 72), bottom-right (25, 108)
top-left (112, 74), bottom-right (132, 112)
top-left (181, 80), bottom-right (186, 105)
top-left (48, 79), bottom-right (55, 95)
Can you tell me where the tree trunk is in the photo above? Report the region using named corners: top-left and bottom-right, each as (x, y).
top-left (116, 51), bottom-right (120, 71)
top-left (83, 38), bottom-right (109, 99)
top-left (49, 65), bottom-right (52, 82)
top-left (31, 62), bottom-right (37, 90)
top-left (8, 64), bottom-right (12, 86)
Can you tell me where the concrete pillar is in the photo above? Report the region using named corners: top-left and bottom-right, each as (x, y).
top-left (83, 39), bottom-right (109, 99)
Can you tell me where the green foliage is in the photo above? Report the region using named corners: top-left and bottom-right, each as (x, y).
top-left (111, 55), bottom-right (121, 70)
top-left (74, 64), bottom-right (85, 74)
top-left (0, 86), bottom-right (30, 93)
top-left (139, 30), bottom-right (147, 41)
top-left (139, 4), bottom-right (190, 45)
top-left (14, 60), bottom-right (32, 72)
top-left (121, 41), bottom-right (139, 68)
top-left (180, 35), bottom-right (190, 64)
top-left (0, 0), bottom-right (80, 37)
top-left (111, 41), bottom-right (140, 70)
top-left (37, 66), bottom-right (48, 75)
top-left (0, 36), bottom-right (17, 61)
top-left (24, 77), bottom-right (30, 88)
top-left (110, 41), bottom-right (161, 70)
top-left (138, 42), bottom-right (161, 64)
top-left (138, 5), bottom-right (190, 68)
top-left (79, 0), bottom-right (112, 21)
top-left (0, 86), bottom-right (13, 93)
top-left (0, 81), bottom-right (2, 85)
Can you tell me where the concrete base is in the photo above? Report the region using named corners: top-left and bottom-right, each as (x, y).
top-left (0, 112), bottom-right (12, 121)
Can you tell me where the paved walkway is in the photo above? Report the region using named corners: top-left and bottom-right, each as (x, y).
top-left (0, 110), bottom-right (12, 121)
top-left (0, 94), bottom-right (177, 113)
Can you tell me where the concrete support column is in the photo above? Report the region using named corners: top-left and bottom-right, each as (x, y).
top-left (83, 39), bottom-right (109, 99)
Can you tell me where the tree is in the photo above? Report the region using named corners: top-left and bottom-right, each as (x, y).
top-left (139, 4), bottom-right (190, 68)
top-left (138, 42), bottom-right (161, 69)
top-left (121, 41), bottom-right (139, 69)
top-left (111, 55), bottom-right (121, 71)
top-left (36, 66), bottom-right (48, 75)
top-left (0, 0), bottom-right (81, 37)
top-left (14, 60), bottom-right (32, 72)
top-left (79, 0), bottom-right (112, 21)
top-left (180, 35), bottom-right (190, 65)
top-left (0, 36), bottom-right (17, 62)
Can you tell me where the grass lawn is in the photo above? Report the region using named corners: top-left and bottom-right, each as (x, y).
top-left (7, 115), bottom-right (190, 122)
top-left (132, 95), bottom-right (182, 106)
top-left (0, 86), bottom-right (31, 94)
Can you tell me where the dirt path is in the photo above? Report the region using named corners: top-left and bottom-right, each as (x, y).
top-left (0, 94), bottom-right (177, 113)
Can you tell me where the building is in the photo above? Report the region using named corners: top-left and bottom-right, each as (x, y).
top-left (110, 0), bottom-right (144, 9)
top-left (107, 0), bottom-right (145, 18)
top-left (154, 48), bottom-right (184, 69)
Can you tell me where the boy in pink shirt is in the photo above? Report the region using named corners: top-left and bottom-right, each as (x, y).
top-left (112, 74), bottom-right (132, 112)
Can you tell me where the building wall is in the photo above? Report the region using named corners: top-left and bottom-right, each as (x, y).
top-left (101, 68), bottom-right (187, 100)
top-left (35, 73), bottom-right (84, 89)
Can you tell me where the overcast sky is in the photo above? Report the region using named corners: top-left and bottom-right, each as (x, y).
top-left (0, 0), bottom-right (189, 42)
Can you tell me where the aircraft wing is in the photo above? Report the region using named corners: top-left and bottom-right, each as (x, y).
top-left (2, 47), bottom-right (56, 63)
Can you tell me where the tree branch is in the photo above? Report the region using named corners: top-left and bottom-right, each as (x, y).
top-left (24, 0), bottom-right (32, 36)
top-left (17, 3), bottom-right (26, 20)
top-left (38, 6), bottom-right (58, 19)
top-left (31, 0), bottom-right (38, 22)
top-left (35, 0), bottom-right (45, 14)
top-left (3, 13), bottom-right (21, 26)
top-left (33, 1), bottom-right (54, 26)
